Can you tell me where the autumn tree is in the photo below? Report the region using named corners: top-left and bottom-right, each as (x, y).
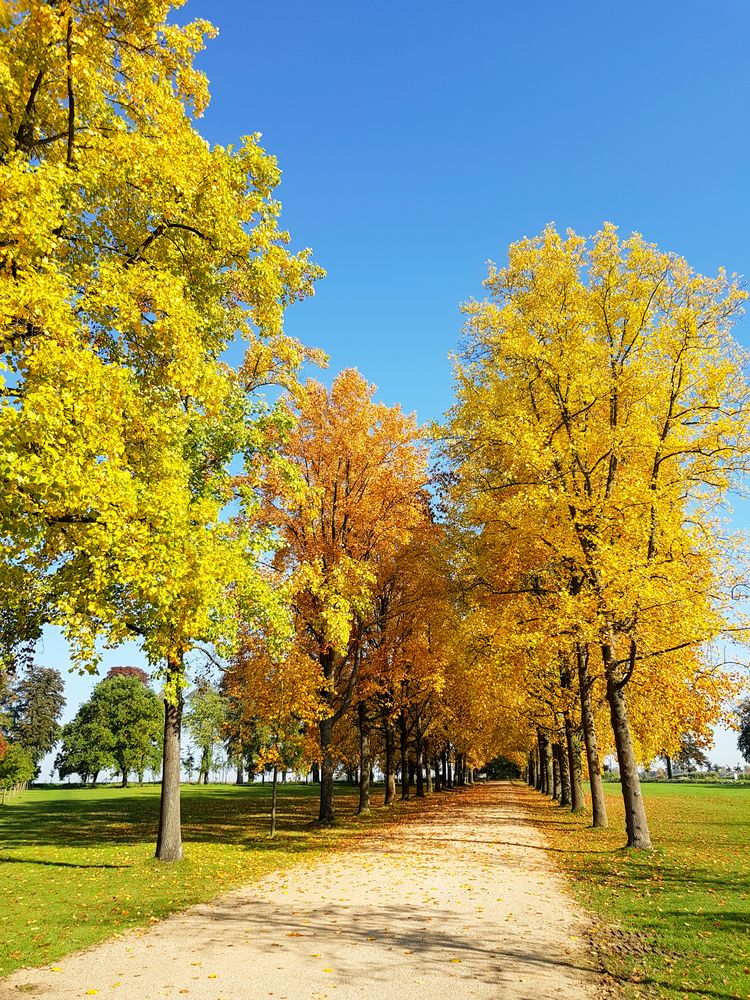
top-left (253, 369), bottom-right (428, 823)
top-left (1, 2), bottom-right (322, 858)
top-left (447, 224), bottom-right (750, 848)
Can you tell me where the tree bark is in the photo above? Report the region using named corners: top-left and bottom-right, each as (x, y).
top-left (552, 745), bottom-right (561, 801)
top-left (357, 700), bottom-right (371, 815)
top-left (156, 654), bottom-right (183, 862)
top-left (311, 762), bottom-right (320, 783)
top-left (577, 644), bottom-right (608, 828)
top-left (384, 714), bottom-right (396, 806)
top-left (564, 713), bottom-right (585, 813)
top-left (557, 738), bottom-right (572, 807)
top-left (424, 738), bottom-right (433, 792)
top-left (318, 716), bottom-right (335, 823)
top-left (235, 761), bottom-right (244, 785)
top-left (664, 753), bottom-right (673, 780)
top-left (603, 641), bottom-right (652, 848)
top-left (270, 764), bottom-right (278, 837)
top-left (399, 708), bottom-right (410, 800)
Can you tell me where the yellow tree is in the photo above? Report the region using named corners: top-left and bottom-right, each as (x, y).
top-left (1, 1), bottom-right (322, 859)
top-left (254, 369), bottom-right (428, 823)
top-left (448, 224), bottom-right (750, 848)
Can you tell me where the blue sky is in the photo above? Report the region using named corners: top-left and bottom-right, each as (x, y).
top-left (39, 0), bottom-right (750, 771)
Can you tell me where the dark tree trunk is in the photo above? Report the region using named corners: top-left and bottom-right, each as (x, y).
top-left (564, 713), bottom-right (585, 813)
top-left (311, 762), bottom-right (320, 783)
top-left (534, 744), bottom-right (542, 790)
top-left (318, 716), bottom-right (335, 823)
top-left (528, 751), bottom-right (536, 787)
top-left (384, 715), bottom-right (396, 806)
top-left (120, 769), bottom-right (128, 788)
top-left (577, 644), bottom-right (608, 828)
top-left (538, 730), bottom-right (552, 795)
top-left (202, 768), bottom-right (208, 785)
top-left (557, 738), bottom-right (572, 807)
top-left (664, 753), bottom-right (673, 780)
top-left (603, 641), bottom-right (652, 849)
top-left (424, 739), bottom-right (433, 792)
top-left (552, 745), bottom-right (561, 801)
top-left (399, 708), bottom-right (410, 800)
top-left (235, 762), bottom-right (244, 785)
top-left (270, 764), bottom-right (278, 837)
top-left (156, 654), bottom-right (183, 862)
top-left (414, 720), bottom-right (425, 798)
top-left (357, 700), bottom-right (371, 815)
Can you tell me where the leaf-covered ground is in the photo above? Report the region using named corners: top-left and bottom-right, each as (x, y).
top-left (0, 782), bottom-right (408, 976)
top-left (1, 783), bottom-right (599, 1000)
top-left (525, 780), bottom-right (750, 1000)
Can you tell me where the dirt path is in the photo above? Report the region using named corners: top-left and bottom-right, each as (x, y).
top-left (1, 783), bottom-right (601, 1000)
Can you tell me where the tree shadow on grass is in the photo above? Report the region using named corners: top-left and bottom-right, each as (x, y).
top-left (0, 855), bottom-right (132, 869)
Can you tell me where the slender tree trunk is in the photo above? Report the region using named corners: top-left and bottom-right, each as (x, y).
top-left (357, 700), bottom-right (371, 815)
top-left (384, 715), bottom-right (396, 806)
top-left (528, 750), bottom-right (535, 787)
top-left (577, 644), bottom-right (608, 829)
top-left (534, 744), bottom-right (542, 790)
top-left (318, 716), bottom-right (335, 823)
top-left (235, 761), bottom-right (244, 785)
top-left (415, 719), bottom-right (425, 798)
top-left (399, 708), bottom-right (410, 801)
top-left (557, 737), bottom-right (572, 807)
top-left (120, 769), bottom-right (128, 788)
top-left (552, 745), bottom-right (561, 801)
top-left (270, 764), bottom-right (278, 837)
top-left (311, 762), bottom-right (320, 783)
top-left (424, 739), bottom-right (433, 792)
top-left (603, 641), bottom-right (652, 849)
top-left (156, 653), bottom-right (183, 862)
top-left (564, 713), bottom-right (585, 813)
top-left (665, 753), bottom-right (673, 780)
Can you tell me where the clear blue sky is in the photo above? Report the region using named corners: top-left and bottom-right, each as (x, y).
top-left (39, 0), bottom-right (750, 772)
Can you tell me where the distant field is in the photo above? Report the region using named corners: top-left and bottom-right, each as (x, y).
top-left (0, 782), bottom-right (404, 977)
top-left (526, 781), bottom-right (750, 1000)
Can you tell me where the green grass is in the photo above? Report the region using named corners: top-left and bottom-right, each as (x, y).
top-left (0, 781), bottom-right (409, 977)
top-left (525, 781), bottom-right (750, 1000)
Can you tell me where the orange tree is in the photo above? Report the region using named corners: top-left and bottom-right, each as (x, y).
top-left (250, 369), bottom-right (428, 823)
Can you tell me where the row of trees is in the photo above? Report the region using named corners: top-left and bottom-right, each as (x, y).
top-left (444, 225), bottom-right (750, 848)
top-left (3, 3), bottom-right (748, 859)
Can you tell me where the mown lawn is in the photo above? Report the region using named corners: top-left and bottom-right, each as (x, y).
top-left (0, 781), bottom-right (407, 977)
top-left (525, 781), bottom-right (750, 1000)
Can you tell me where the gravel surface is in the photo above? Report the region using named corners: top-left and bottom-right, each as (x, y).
top-left (1, 782), bottom-right (602, 1000)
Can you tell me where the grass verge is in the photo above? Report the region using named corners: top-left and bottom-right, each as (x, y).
top-left (523, 780), bottom-right (750, 1000)
top-left (0, 781), bottom-right (418, 976)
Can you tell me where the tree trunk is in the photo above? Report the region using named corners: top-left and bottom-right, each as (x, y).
top-left (311, 762), bottom-right (320, 783)
top-left (120, 770), bottom-right (128, 788)
top-left (528, 750), bottom-right (536, 787)
top-left (577, 644), bottom-right (608, 829)
top-left (270, 764), bottom-right (278, 837)
top-left (665, 753), bottom-right (673, 780)
top-left (318, 716), bottom-right (335, 824)
top-left (564, 713), bottom-right (585, 813)
top-left (202, 768), bottom-right (208, 785)
top-left (552, 745), bottom-right (561, 801)
top-left (603, 642), bottom-right (652, 849)
top-left (384, 715), bottom-right (396, 806)
top-left (557, 738), bottom-right (572, 807)
top-left (399, 708), bottom-right (410, 801)
top-left (236, 762), bottom-right (244, 785)
top-left (357, 700), bottom-right (371, 815)
top-left (156, 654), bottom-right (183, 862)
top-left (424, 739), bottom-right (433, 793)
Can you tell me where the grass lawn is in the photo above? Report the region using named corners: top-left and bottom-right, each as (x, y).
top-left (525, 781), bottom-right (750, 1000)
top-left (0, 780), bottom-right (410, 977)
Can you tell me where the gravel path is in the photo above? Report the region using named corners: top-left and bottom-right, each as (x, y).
top-left (1, 782), bottom-right (601, 1000)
